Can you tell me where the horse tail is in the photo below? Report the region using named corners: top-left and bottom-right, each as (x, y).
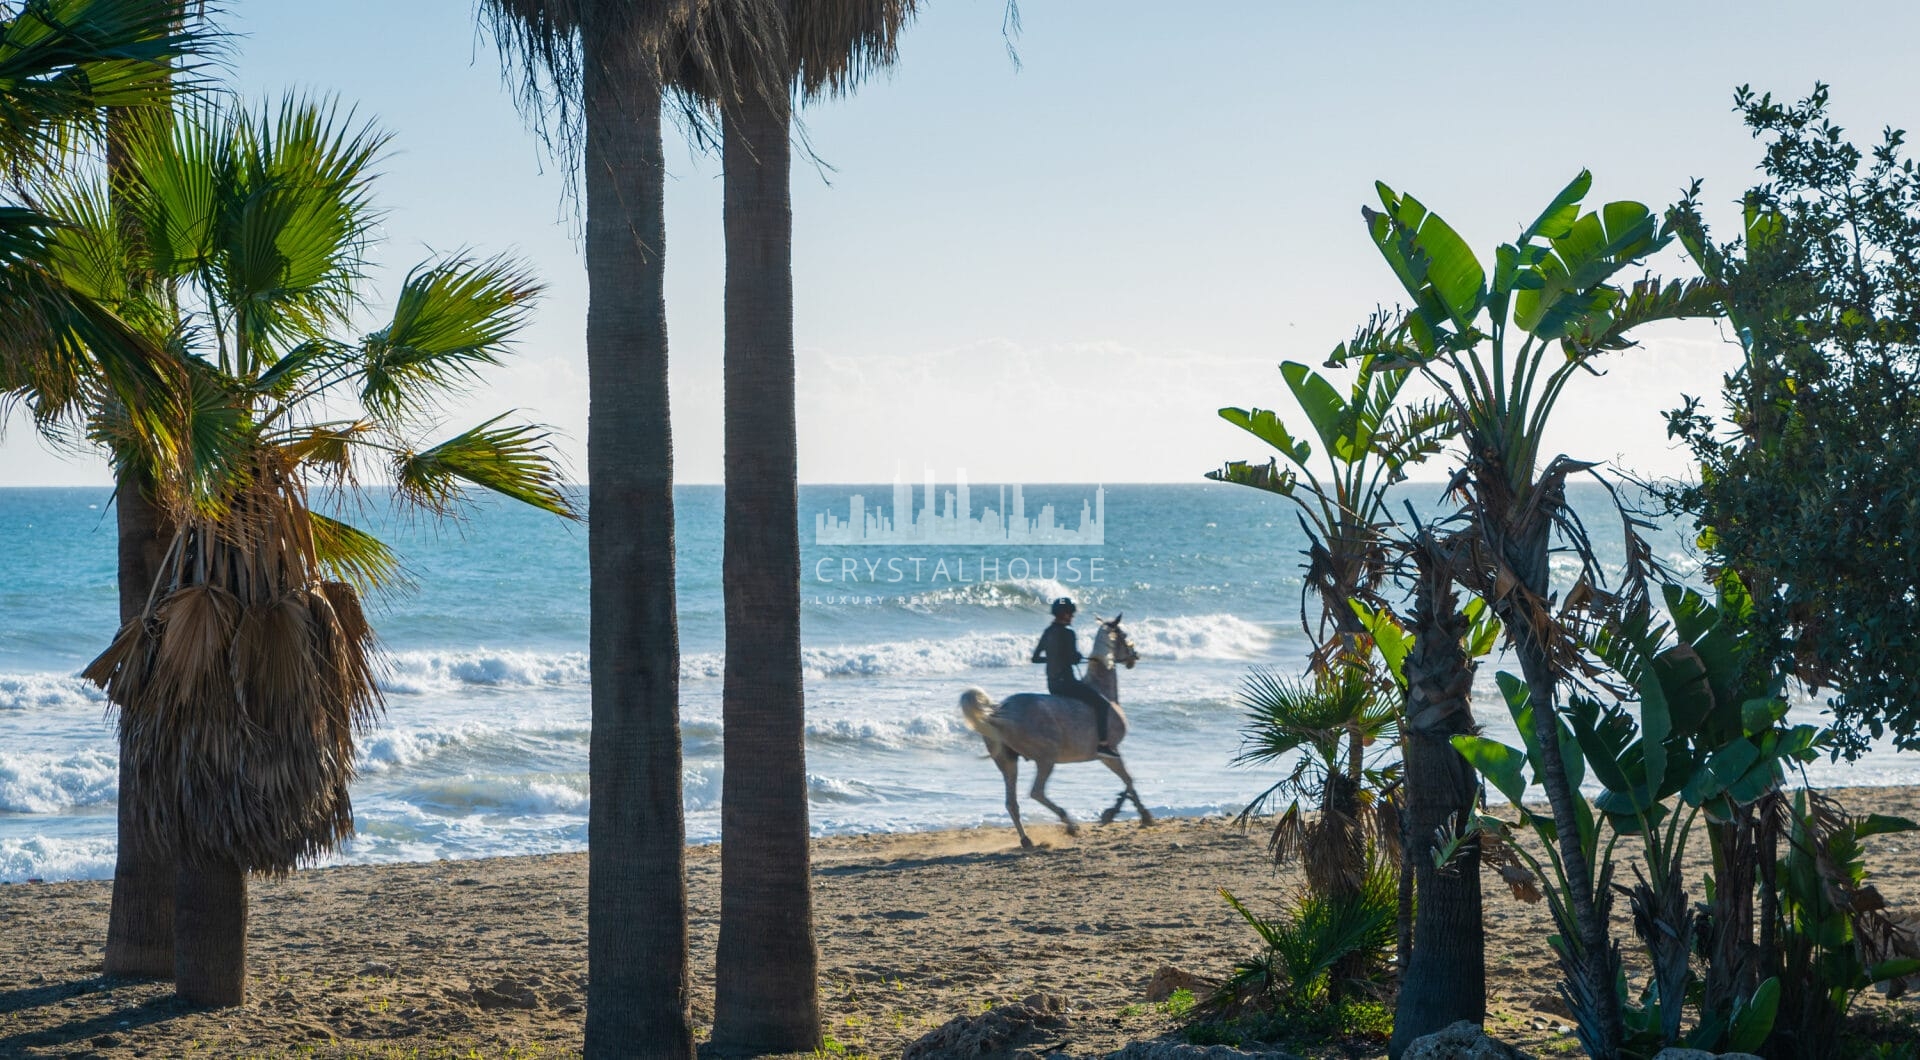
top-left (959, 687), bottom-right (1000, 735)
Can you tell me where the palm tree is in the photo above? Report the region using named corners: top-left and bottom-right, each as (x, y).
top-left (1210, 354), bottom-right (1451, 670)
top-left (673, 2), bottom-right (917, 1051)
top-left (0, 0), bottom-right (211, 982)
top-left (67, 96), bottom-right (573, 1007)
top-left (1381, 530), bottom-right (1488, 1057)
top-left (1234, 664), bottom-right (1400, 910)
top-left (477, 3), bottom-right (700, 1054)
top-left (100, 0), bottom-right (198, 981)
top-left (1348, 171), bottom-right (1716, 1057)
top-left (1210, 353), bottom-right (1451, 1007)
top-left (0, 0), bottom-right (207, 433)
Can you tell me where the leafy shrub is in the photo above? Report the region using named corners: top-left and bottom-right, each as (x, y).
top-left (1214, 854), bottom-right (1396, 1014)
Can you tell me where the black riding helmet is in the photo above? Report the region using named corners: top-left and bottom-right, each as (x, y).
top-left (1050, 597), bottom-right (1075, 617)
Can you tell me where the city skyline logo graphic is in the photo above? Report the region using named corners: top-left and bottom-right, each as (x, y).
top-left (813, 468), bottom-right (1105, 546)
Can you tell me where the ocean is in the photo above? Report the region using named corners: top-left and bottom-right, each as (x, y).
top-left (2, 482), bottom-right (1910, 883)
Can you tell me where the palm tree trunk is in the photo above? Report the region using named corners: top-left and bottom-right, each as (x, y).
top-left (172, 857), bottom-right (245, 1006)
top-left (104, 473), bottom-right (175, 979)
top-left (1702, 811), bottom-right (1758, 1020)
top-left (1498, 504), bottom-right (1622, 1057)
top-left (1389, 539), bottom-right (1484, 1058)
top-left (711, 86), bottom-right (823, 1054)
top-left (102, 43), bottom-right (178, 977)
top-left (580, 23), bottom-right (694, 1059)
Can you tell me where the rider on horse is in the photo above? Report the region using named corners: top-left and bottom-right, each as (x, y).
top-left (1031, 597), bottom-right (1120, 760)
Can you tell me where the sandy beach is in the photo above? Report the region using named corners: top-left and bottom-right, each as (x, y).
top-left (3, 786), bottom-right (1918, 1060)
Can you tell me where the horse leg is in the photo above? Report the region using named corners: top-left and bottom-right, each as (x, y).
top-left (996, 749), bottom-right (1032, 849)
top-left (1029, 759), bottom-right (1078, 837)
top-left (1098, 754), bottom-right (1154, 826)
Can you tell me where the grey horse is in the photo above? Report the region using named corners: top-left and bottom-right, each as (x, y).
top-left (959, 615), bottom-right (1153, 848)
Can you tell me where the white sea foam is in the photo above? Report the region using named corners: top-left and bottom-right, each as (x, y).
top-left (800, 614), bottom-right (1271, 678)
top-left (380, 649), bottom-right (591, 695)
top-left (0, 835), bottom-right (117, 883)
top-left (0, 748), bottom-right (117, 813)
top-left (0, 672), bottom-right (105, 712)
top-left (399, 774), bottom-right (589, 817)
top-left (1126, 614), bottom-right (1271, 660)
top-left (357, 727), bottom-right (469, 772)
top-left (805, 712), bottom-right (971, 749)
top-left (897, 577), bottom-right (1082, 614)
top-left (683, 766), bottom-right (723, 812)
top-left (369, 614), bottom-right (1270, 694)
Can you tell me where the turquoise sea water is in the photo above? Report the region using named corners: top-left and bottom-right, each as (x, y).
top-left (1, 482), bottom-right (1908, 882)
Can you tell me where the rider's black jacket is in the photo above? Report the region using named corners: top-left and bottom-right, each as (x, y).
top-left (1031, 623), bottom-right (1081, 690)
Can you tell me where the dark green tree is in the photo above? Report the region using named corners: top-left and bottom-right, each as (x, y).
top-left (1666, 83), bottom-right (1920, 758)
top-left (74, 96), bottom-right (573, 1006)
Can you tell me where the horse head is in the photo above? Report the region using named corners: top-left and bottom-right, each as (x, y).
top-left (1094, 613), bottom-right (1139, 670)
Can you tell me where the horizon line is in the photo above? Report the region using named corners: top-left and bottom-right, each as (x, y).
top-left (0, 475), bottom-right (1693, 489)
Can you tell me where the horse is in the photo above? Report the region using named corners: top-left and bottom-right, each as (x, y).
top-left (958, 614), bottom-right (1153, 849)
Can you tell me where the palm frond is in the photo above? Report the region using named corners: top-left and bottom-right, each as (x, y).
top-left (1233, 665), bottom-right (1382, 767)
top-left (214, 96), bottom-right (388, 367)
top-left (1377, 398), bottom-right (1456, 472)
top-left (0, 0), bottom-right (217, 167)
top-left (358, 254), bottom-right (541, 421)
top-left (393, 414), bottom-right (576, 519)
top-left (270, 419), bottom-right (371, 484)
top-left (788, 0), bottom-right (918, 101)
top-left (1, 211), bottom-right (180, 452)
top-left (1211, 857), bottom-right (1398, 1013)
top-left (1331, 308), bottom-right (1433, 370)
top-left (478, 0), bottom-right (686, 184)
top-left (120, 95), bottom-right (227, 281)
top-left (308, 511), bottom-right (403, 594)
top-left (88, 462), bottom-right (384, 874)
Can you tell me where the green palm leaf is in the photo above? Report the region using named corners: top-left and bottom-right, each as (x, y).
top-left (394, 415), bottom-right (576, 519)
top-left (309, 511), bottom-right (403, 593)
top-left (0, 0), bottom-right (213, 165)
top-left (359, 255), bottom-right (542, 421)
top-left (1234, 665), bottom-right (1386, 767)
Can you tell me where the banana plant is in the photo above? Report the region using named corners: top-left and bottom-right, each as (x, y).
top-left (1342, 169), bottom-right (1720, 1060)
top-left (1453, 579), bottom-right (1829, 1057)
top-left (1209, 354), bottom-right (1454, 666)
top-left (1773, 791), bottom-right (1920, 1059)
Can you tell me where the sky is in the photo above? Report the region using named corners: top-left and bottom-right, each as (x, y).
top-left (5, 1), bottom-right (1919, 486)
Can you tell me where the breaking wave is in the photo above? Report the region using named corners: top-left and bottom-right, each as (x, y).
top-left (367, 615), bottom-right (1270, 695)
top-left (0, 673), bottom-right (105, 712)
top-left (0, 748), bottom-right (117, 814)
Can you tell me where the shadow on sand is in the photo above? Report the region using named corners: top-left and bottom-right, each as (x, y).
top-left (814, 845), bottom-right (1049, 877)
top-left (0, 977), bottom-right (185, 1052)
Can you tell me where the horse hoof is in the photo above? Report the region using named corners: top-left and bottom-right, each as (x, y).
top-left (1139, 812), bottom-right (1156, 826)
top-left (1020, 836), bottom-right (1035, 850)
top-left (1064, 824), bottom-right (1079, 838)
top-left (1099, 808), bottom-right (1119, 825)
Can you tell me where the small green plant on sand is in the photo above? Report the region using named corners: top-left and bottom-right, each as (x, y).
top-left (1215, 860), bottom-right (1395, 1014)
top-left (1194, 859), bottom-right (1395, 1050)
top-left (1162, 987), bottom-right (1197, 1019)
